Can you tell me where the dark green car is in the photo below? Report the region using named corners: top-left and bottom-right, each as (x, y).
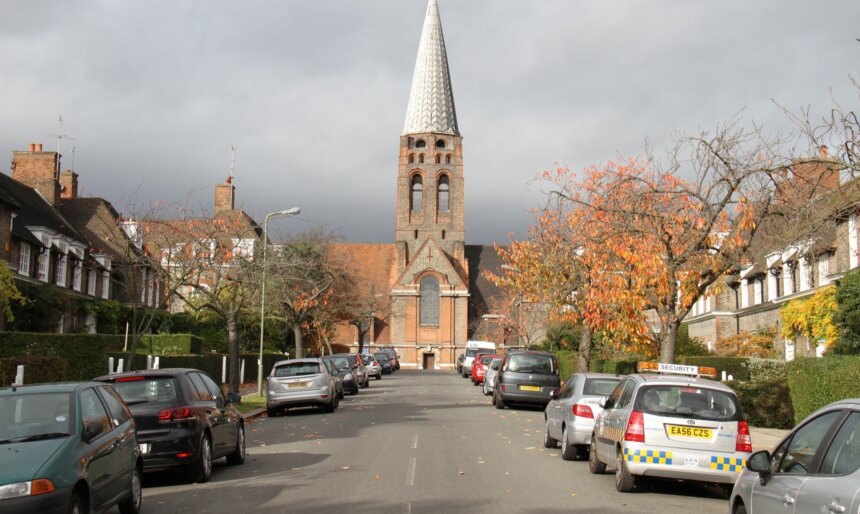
top-left (0, 382), bottom-right (142, 514)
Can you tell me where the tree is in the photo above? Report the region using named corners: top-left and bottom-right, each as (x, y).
top-left (780, 286), bottom-right (838, 350)
top-left (0, 264), bottom-right (27, 330)
top-left (833, 268), bottom-right (860, 354)
top-left (343, 278), bottom-right (391, 355)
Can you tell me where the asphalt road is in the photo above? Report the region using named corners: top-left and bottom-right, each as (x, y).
top-left (138, 371), bottom-right (730, 514)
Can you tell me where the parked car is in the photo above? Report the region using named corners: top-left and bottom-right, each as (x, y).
top-left (482, 358), bottom-right (501, 396)
top-left (456, 354), bottom-right (465, 374)
top-left (322, 355), bottom-right (360, 395)
top-left (0, 382), bottom-right (143, 514)
top-left (729, 398), bottom-right (860, 514)
top-left (494, 350), bottom-right (560, 409)
top-left (266, 358), bottom-right (339, 416)
top-left (589, 364), bottom-right (751, 492)
top-left (363, 354), bottom-right (383, 380)
top-left (377, 348), bottom-right (399, 371)
top-left (374, 353), bottom-right (393, 375)
top-left (342, 353), bottom-right (370, 388)
top-left (471, 354), bottom-right (500, 386)
top-left (544, 372), bottom-right (622, 460)
top-left (322, 359), bottom-right (345, 399)
top-left (96, 368), bottom-right (246, 483)
top-left (462, 341), bottom-right (496, 378)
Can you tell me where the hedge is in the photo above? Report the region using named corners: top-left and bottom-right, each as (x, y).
top-left (104, 334), bottom-right (204, 355)
top-left (0, 332), bottom-right (122, 381)
top-left (727, 379), bottom-right (795, 429)
top-left (554, 350), bottom-right (577, 382)
top-left (787, 356), bottom-right (860, 423)
top-left (104, 352), bottom-right (286, 385)
top-left (0, 356), bottom-right (68, 386)
top-left (677, 356), bottom-right (750, 381)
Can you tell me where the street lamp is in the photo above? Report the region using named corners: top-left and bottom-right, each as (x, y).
top-left (257, 207), bottom-right (301, 396)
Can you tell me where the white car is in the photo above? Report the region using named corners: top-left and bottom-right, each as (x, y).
top-left (482, 358), bottom-right (501, 396)
top-left (589, 363), bottom-right (751, 492)
top-left (462, 341), bottom-right (496, 378)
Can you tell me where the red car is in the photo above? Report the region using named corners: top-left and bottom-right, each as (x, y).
top-left (471, 354), bottom-right (500, 385)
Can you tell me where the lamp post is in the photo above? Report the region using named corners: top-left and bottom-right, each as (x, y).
top-left (257, 207), bottom-right (301, 396)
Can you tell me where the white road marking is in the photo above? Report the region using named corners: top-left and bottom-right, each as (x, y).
top-left (406, 456), bottom-right (417, 486)
top-left (412, 433), bottom-right (419, 449)
top-left (406, 502), bottom-right (412, 514)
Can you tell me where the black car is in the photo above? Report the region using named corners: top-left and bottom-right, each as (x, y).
top-left (321, 359), bottom-right (345, 399)
top-left (373, 353), bottom-right (393, 375)
top-left (321, 355), bottom-right (359, 395)
top-left (494, 350), bottom-right (560, 409)
top-left (95, 368), bottom-right (246, 483)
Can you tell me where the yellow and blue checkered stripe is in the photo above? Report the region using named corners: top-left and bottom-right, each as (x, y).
top-left (624, 448), bottom-right (672, 465)
top-left (710, 456), bottom-right (745, 472)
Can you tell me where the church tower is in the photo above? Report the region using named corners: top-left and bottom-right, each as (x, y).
top-left (391, 0), bottom-right (469, 369)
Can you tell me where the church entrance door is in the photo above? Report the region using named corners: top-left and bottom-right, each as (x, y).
top-left (422, 353), bottom-right (435, 370)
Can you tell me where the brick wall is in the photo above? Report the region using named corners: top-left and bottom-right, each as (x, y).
top-left (12, 148), bottom-right (60, 206)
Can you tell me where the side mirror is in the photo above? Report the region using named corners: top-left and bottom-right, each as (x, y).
top-left (84, 421), bottom-right (104, 442)
top-left (226, 392), bottom-right (241, 404)
top-left (747, 450), bottom-right (771, 474)
top-left (549, 389), bottom-right (560, 400)
top-left (599, 398), bottom-right (608, 409)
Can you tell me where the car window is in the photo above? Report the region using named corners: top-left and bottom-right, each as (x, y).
top-left (112, 376), bottom-right (181, 404)
top-left (776, 410), bottom-right (842, 475)
top-left (186, 373), bottom-right (211, 401)
top-left (490, 359), bottom-right (500, 370)
top-left (329, 357), bottom-right (352, 370)
top-left (274, 362), bottom-right (323, 377)
top-left (636, 385), bottom-right (740, 421)
top-left (80, 388), bottom-right (112, 438)
top-left (506, 354), bottom-right (555, 374)
top-left (97, 386), bottom-right (131, 426)
top-left (584, 378), bottom-right (622, 397)
top-left (558, 376), bottom-right (576, 399)
top-left (199, 373), bottom-right (225, 403)
top-left (0, 392), bottom-right (73, 440)
top-left (605, 380), bottom-right (627, 409)
top-left (616, 380), bottom-right (636, 409)
top-left (465, 349), bottom-right (479, 358)
top-left (819, 412), bottom-right (860, 475)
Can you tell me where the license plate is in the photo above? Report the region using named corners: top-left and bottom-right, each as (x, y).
top-left (519, 385), bottom-right (541, 392)
top-left (139, 443), bottom-right (150, 456)
top-left (667, 425), bottom-right (712, 439)
top-left (288, 382), bottom-right (309, 389)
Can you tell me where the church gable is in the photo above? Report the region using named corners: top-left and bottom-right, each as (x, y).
top-left (394, 236), bottom-right (466, 290)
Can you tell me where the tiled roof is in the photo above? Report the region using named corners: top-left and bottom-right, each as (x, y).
top-left (59, 197), bottom-right (131, 261)
top-left (0, 172), bottom-right (81, 242)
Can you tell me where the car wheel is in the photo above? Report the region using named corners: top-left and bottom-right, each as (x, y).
top-left (118, 465), bottom-right (142, 514)
top-left (495, 390), bottom-right (506, 410)
top-left (226, 424), bottom-right (246, 465)
top-left (561, 426), bottom-right (578, 460)
top-left (543, 420), bottom-right (558, 448)
top-left (615, 447), bottom-right (637, 492)
top-left (364, 377), bottom-right (370, 388)
top-left (267, 406), bottom-right (280, 417)
top-left (326, 392), bottom-right (338, 413)
top-left (186, 435), bottom-right (212, 483)
top-left (69, 492), bottom-right (86, 514)
top-left (733, 501), bottom-right (747, 514)
top-left (588, 437), bottom-right (606, 474)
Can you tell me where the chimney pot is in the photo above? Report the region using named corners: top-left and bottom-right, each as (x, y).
top-left (28, 144), bottom-right (35, 152)
top-left (820, 145), bottom-right (828, 158)
top-left (35, 143), bottom-right (43, 152)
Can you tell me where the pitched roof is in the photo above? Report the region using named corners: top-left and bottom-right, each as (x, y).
top-left (0, 172), bottom-right (81, 243)
top-left (59, 197), bottom-right (133, 261)
top-left (402, 0), bottom-right (459, 136)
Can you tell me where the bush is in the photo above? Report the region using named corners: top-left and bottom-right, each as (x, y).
top-left (727, 379), bottom-right (794, 429)
top-left (676, 324), bottom-right (711, 356)
top-left (745, 357), bottom-right (787, 383)
top-left (554, 350), bottom-right (577, 382)
top-left (0, 356), bottom-right (68, 385)
top-left (138, 334), bottom-right (203, 355)
top-left (0, 332), bottom-right (122, 381)
top-left (677, 356), bottom-right (750, 381)
top-left (599, 359), bottom-right (638, 375)
top-left (833, 269), bottom-right (860, 354)
top-left (787, 356), bottom-right (860, 423)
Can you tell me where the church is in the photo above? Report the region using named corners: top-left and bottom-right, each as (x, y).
top-left (331, 0), bottom-right (514, 369)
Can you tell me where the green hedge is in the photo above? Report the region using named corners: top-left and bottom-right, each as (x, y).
top-left (554, 350), bottom-right (577, 382)
top-left (0, 332), bottom-right (122, 381)
top-left (104, 352), bottom-right (286, 385)
top-left (746, 358), bottom-right (787, 382)
top-left (595, 359), bottom-right (638, 375)
top-left (787, 356), bottom-right (860, 423)
top-left (678, 356), bottom-right (750, 381)
top-left (104, 334), bottom-right (204, 355)
top-left (727, 379), bottom-right (794, 429)
top-left (0, 356), bottom-right (68, 385)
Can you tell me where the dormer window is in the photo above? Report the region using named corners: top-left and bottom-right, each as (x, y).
top-left (411, 175), bottom-right (423, 212)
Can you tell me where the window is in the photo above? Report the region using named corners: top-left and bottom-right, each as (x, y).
top-left (438, 175), bottom-right (450, 213)
top-left (56, 256), bottom-right (67, 286)
top-left (820, 412), bottom-right (860, 475)
top-left (199, 373), bottom-right (225, 404)
top-left (436, 139), bottom-right (446, 149)
top-left (773, 410), bottom-right (842, 475)
top-left (97, 386), bottom-right (131, 426)
top-left (37, 252), bottom-right (48, 282)
top-left (637, 385), bottom-right (740, 421)
top-left (79, 388), bottom-right (111, 439)
top-left (435, 154), bottom-right (441, 164)
top-left (409, 154), bottom-right (415, 164)
top-left (616, 380), bottom-right (636, 409)
top-left (558, 376), bottom-right (577, 399)
top-left (584, 378), bottom-right (622, 396)
top-left (73, 264), bottom-right (81, 291)
top-left (446, 154), bottom-right (451, 164)
top-left (102, 272), bottom-right (110, 299)
top-left (411, 175), bottom-right (423, 212)
top-left (605, 381), bottom-right (627, 409)
top-left (186, 373), bottom-right (212, 401)
top-left (419, 275), bottom-right (439, 325)
top-left (18, 243), bottom-right (30, 275)
top-left (753, 278), bottom-right (763, 305)
top-left (88, 270), bottom-right (97, 295)
top-left (419, 154), bottom-right (424, 164)
top-left (415, 139), bottom-right (426, 148)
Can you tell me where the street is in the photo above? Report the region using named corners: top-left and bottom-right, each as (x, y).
top-left (138, 371), bottom-right (730, 513)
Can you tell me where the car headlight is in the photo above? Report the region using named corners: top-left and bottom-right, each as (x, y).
top-left (345, 373), bottom-right (354, 381)
top-left (0, 479), bottom-right (55, 499)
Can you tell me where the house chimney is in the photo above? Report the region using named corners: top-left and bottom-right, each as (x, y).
top-left (214, 179), bottom-right (235, 213)
top-left (28, 143), bottom-right (35, 152)
top-left (11, 144), bottom-right (60, 205)
top-left (60, 170), bottom-right (79, 199)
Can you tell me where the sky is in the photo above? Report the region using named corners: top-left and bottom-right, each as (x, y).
top-left (1, 1), bottom-right (858, 244)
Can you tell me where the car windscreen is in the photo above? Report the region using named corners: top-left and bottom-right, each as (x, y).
top-left (111, 377), bottom-right (179, 405)
top-left (362, 356), bottom-right (376, 364)
top-left (506, 354), bottom-right (555, 374)
top-left (583, 378), bottom-right (622, 396)
top-left (480, 355), bottom-right (495, 365)
top-left (327, 357), bottom-right (352, 370)
top-left (0, 392), bottom-right (74, 442)
top-left (273, 362), bottom-right (322, 377)
top-left (636, 385), bottom-right (740, 421)
top-left (465, 349), bottom-right (479, 358)
top-left (374, 354), bottom-right (389, 362)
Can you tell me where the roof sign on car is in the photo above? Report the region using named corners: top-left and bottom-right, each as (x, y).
top-left (637, 362), bottom-right (717, 379)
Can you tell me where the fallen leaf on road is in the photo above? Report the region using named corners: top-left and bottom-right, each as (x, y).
top-left (458, 469), bottom-right (465, 475)
top-left (524, 447), bottom-right (535, 450)
top-left (340, 466), bottom-right (350, 470)
top-left (571, 493), bottom-right (578, 497)
top-left (526, 419), bottom-right (533, 423)
top-left (549, 453), bottom-right (559, 457)
top-left (374, 474), bottom-right (381, 480)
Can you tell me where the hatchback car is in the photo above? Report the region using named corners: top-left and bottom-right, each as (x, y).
top-left (494, 350), bottom-right (560, 409)
top-left (342, 353), bottom-right (369, 388)
top-left (374, 353), bottom-right (393, 375)
top-left (266, 358), bottom-right (339, 416)
top-left (544, 372), bottom-right (622, 460)
top-left (589, 367), bottom-right (751, 492)
top-left (729, 398), bottom-right (860, 514)
top-left (0, 382), bottom-right (142, 514)
top-left (471, 354), bottom-right (500, 386)
top-left (321, 355), bottom-right (360, 395)
top-left (482, 358), bottom-right (501, 396)
top-left (362, 354), bottom-right (383, 380)
top-left (96, 368), bottom-right (246, 483)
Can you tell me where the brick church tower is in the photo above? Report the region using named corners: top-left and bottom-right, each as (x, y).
top-left (390, 0), bottom-right (469, 369)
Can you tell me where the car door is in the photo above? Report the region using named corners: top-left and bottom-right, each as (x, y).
top-left (79, 387), bottom-right (122, 510)
top-left (596, 379), bottom-right (634, 463)
top-left (794, 411), bottom-right (860, 514)
top-left (547, 376), bottom-right (573, 438)
top-left (750, 409), bottom-right (843, 513)
top-left (554, 376), bottom-right (578, 439)
top-left (198, 372), bottom-right (234, 457)
top-left (95, 386), bottom-right (136, 493)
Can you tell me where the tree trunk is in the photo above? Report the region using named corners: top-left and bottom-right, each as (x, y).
top-left (294, 324), bottom-right (304, 359)
top-left (577, 324), bottom-right (593, 372)
top-left (322, 333), bottom-right (333, 356)
top-left (227, 315), bottom-right (241, 394)
top-left (659, 319), bottom-right (680, 364)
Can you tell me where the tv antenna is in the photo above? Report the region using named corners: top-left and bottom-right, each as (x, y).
top-left (229, 143), bottom-right (236, 183)
top-left (46, 115), bottom-right (75, 179)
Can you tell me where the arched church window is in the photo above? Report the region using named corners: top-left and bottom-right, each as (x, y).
top-left (415, 139), bottom-right (426, 148)
top-left (435, 154), bottom-right (441, 164)
top-left (436, 139), bottom-right (446, 149)
top-left (419, 154), bottom-right (425, 164)
top-left (411, 175), bottom-right (423, 212)
top-left (438, 175), bottom-right (449, 213)
top-left (409, 154), bottom-right (415, 164)
top-left (419, 275), bottom-right (439, 325)
top-left (446, 154), bottom-right (451, 164)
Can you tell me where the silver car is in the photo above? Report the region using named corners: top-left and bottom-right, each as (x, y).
top-left (590, 372), bottom-right (751, 492)
top-left (266, 358), bottom-right (339, 416)
top-left (482, 358), bottom-right (501, 396)
top-left (728, 398), bottom-right (860, 514)
top-left (544, 372), bottom-right (622, 460)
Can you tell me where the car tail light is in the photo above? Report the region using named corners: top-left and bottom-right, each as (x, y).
top-left (176, 452), bottom-right (193, 459)
top-left (500, 384), bottom-right (507, 392)
top-left (158, 406), bottom-right (194, 422)
top-left (573, 404), bottom-right (594, 418)
top-left (736, 421), bottom-right (752, 452)
top-left (624, 411), bottom-right (645, 442)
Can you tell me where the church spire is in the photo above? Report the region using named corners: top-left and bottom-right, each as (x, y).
top-left (403, 0), bottom-right (459, 136)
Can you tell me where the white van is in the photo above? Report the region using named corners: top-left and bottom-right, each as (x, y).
top-left (461, 341), bottom-right (496, 378)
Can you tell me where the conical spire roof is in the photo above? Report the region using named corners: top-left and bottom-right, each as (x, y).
top-left (403, 0), bottom-right (459, 136)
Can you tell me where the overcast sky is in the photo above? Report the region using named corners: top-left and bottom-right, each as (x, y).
top-left (1, 1), bottom-right (858, 244)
